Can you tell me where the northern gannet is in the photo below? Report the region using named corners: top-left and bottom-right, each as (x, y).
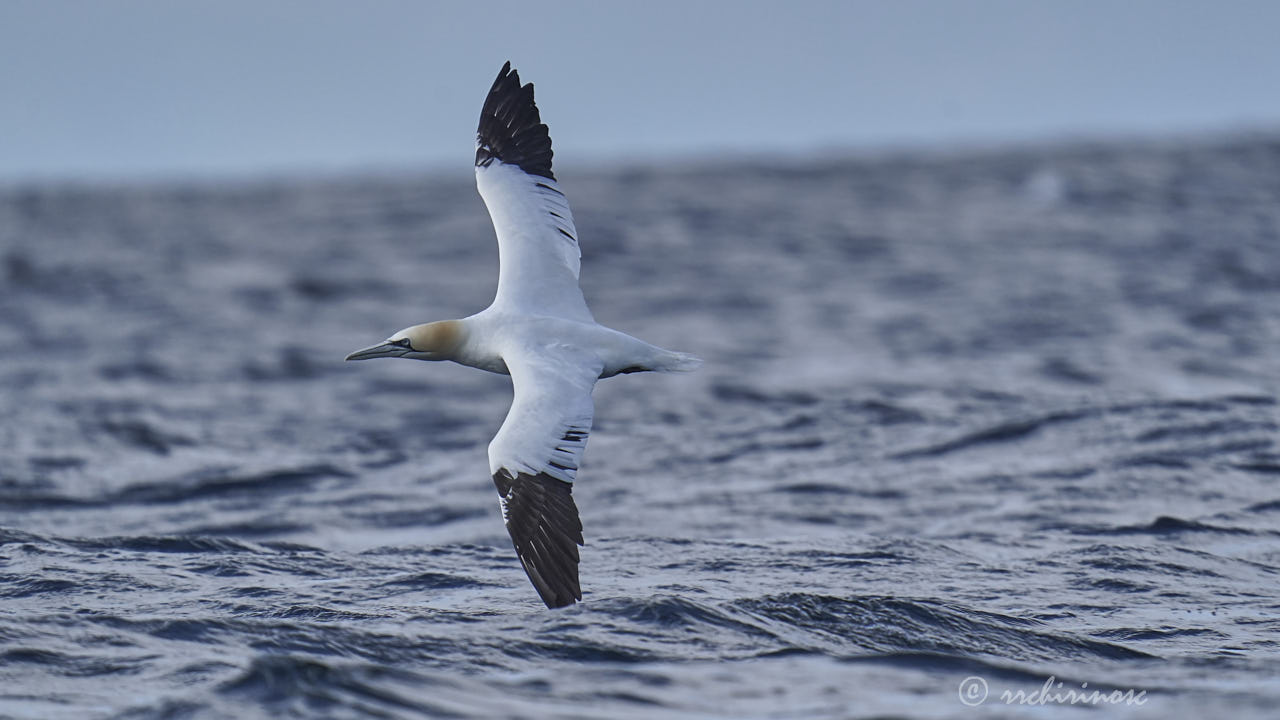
top-left (346, 62), bottom-right (700, 608)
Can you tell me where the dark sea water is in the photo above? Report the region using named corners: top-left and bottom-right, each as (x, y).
top-left (2, 134), bottom-right (1279, 719)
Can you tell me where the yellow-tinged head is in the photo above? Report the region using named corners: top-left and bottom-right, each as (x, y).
top-left (344, 320), bottom-right (464, 362)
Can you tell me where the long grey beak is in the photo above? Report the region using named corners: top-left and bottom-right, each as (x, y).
top-left (345, 341), bottom-right (407, 361)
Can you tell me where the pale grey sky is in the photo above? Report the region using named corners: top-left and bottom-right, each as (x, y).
top-left (3, 0), bottom-right (1279, 181)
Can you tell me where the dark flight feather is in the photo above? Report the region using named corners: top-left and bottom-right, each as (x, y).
top-left (476, 62), bottom-right (556, 180)
top-left (493, 469), bottom-right (584, 608)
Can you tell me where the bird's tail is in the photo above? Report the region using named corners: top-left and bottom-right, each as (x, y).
top-left (655, 350), bottom-right (703, 373)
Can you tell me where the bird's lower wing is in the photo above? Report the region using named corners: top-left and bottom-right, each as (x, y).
top-left (488, 347), bottom-right (601, 608)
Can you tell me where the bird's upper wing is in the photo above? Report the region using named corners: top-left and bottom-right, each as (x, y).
top-left (488, 343), bottom-right (601, 608)
top-left (475, 62), bottom-right (593, 323)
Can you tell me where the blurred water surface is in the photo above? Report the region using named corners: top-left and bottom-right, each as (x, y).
top-left (1, 134), bottom-right (1279, 718)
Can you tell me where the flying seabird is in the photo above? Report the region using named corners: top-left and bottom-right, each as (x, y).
top-left (346, 62), bottom-right (701, 608)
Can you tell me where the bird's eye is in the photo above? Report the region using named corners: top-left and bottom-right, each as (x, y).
top-left (392, 338), bottom-right (412, 349)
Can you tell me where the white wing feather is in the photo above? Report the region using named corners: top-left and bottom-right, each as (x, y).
top-left (476, 161), bottom-right (593, 322)
top-left (487, 344), bottom-right (601, 484)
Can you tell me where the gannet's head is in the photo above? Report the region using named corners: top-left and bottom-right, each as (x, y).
top-left (344, 320), bottom-right (464, 362)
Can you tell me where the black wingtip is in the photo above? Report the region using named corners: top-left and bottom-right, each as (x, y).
top-left (493, 470), bottom-right (584, 608)
top-left (475, 62), bottom-right (556, 181)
